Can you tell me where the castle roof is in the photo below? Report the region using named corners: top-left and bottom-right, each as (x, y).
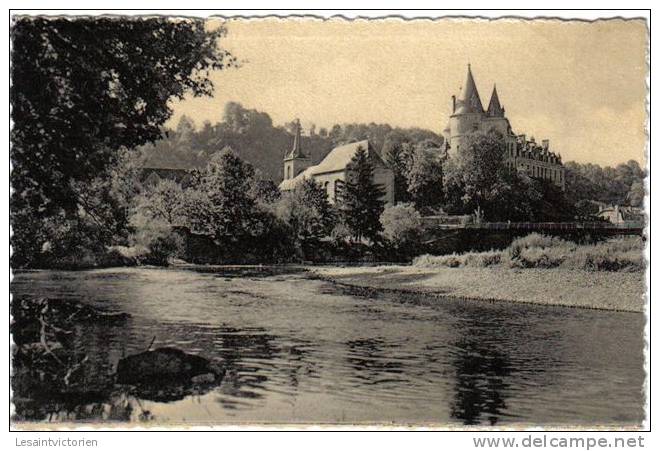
top-left (486, 85), bottom-right (505, 117)
top-left (279, 140), bottom-right (385, 190)
top-left (454, 64), bottom-right (484, 115)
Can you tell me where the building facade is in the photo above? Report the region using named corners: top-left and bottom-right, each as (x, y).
top-left (443, 65), bottom-right (566, 190)
top-left (279, 121), bottom-right (395, 207)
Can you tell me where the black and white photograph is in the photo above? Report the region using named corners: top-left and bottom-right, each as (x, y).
top-left (7, 8), bottom-right (651, 438)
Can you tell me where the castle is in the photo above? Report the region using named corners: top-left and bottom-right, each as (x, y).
top-left (443, 65), bottom-right (565, 189)
top-left (279, 65), bottom-right (565, 203)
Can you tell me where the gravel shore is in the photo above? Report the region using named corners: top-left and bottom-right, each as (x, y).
top-left (310, 265), bottom-right (646, 313)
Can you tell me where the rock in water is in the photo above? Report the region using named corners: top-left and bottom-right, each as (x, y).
top-left (116, 347), bottom-right (223, 385)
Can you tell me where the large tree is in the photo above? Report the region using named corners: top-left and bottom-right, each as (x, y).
top-left (11, 17), bottom-right (234, 266)
top-left (445, 129), bottom-right (507, 218)
top-left (406, 145), bottom-right (444, 214)
top-left (338, 146), bottom-right (386, 243)
top-left (182, 148), bottom-right (261, 245)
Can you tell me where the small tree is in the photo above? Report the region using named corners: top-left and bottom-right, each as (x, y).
top-left (380, 203), bottom-right (423, 257)
top-left (338, 146), bottom-right (386, 243)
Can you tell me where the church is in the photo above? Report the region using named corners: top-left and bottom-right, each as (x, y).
top-left (443, 65), bottom-right (566, 190)
top-left (278, 120), bottom-right (396, 206)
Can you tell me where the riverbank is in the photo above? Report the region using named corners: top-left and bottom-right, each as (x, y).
top-left (310, 265), bottom-right (646, 312)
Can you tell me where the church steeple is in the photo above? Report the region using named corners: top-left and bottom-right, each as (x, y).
top-left (455, 64), bottom-right (484, 115)
top-left (487, 84), bottom-right (505, 117)
top-left (287, 119), bottom-right (305, 159)
top-left (283, 118), bottom-right (311, 180)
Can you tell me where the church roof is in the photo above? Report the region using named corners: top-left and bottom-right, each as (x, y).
top-left (454, 64), bottom-right (484, 115)
top-left (279, 140), bottom-right (384, 190)
top-left (486, 85), bottom-right (505, 117)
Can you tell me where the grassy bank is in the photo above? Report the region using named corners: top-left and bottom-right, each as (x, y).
top-left (310, 235), bottom-right (646, 312)
top-left (415, 234), bottom-right (645, 272)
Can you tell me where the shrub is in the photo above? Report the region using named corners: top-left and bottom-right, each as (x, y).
top-left (128, 212), bottom-right (183, 266)
top-left (380, 203), bottom-right (423, 260)
top-left (413, 253), bottom-right (463, 268)
top-left (414, 234), bottom-right (644, 272)
top-left (145, 233), bottom-right (184, 266)
top-left (514, 247), bottom-right (565, 268)
top-left (568, 238), bottom-right (645, 272)
top-left (476, 250), bottom-right (502, 267)
top-left (381, 203), bottom-right (423, 244)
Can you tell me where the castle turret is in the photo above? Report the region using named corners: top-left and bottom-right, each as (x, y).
top-left (486, 85), bottom-right (505, 117)
top-left (455, 64), bottom-right (484, 114)
top-left (447, 64), bottom-right (486, 155)
top-left (283, 119), bottom-right (311, 180)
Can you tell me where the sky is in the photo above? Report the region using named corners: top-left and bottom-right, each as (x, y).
top-left (167, 17), bottom-right (648, 167)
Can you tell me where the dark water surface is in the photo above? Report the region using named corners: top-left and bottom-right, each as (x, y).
top-left (11, 267), bottom-right (645, 426)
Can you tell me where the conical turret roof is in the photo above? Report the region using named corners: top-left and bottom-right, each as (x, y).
top-left (455, 64), bottom-right (484, 115)
top-left (487, 85), bottom-right (505, 117)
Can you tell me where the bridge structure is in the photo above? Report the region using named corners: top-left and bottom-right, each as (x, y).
top-left (421, 220), bottom-right (645, 235)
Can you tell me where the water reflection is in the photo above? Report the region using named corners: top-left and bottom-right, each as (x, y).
top-left (11, 268), bottom-right (645, 426)
top-left (449, 337), bottom-right (511, 425)
top-left (346, 338), bottom-right (406, 386)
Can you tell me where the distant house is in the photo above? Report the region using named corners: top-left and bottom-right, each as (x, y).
top-left (278, 120), bottom-right (395, 206)
top-left (598, 205), bottom-right (644, 227)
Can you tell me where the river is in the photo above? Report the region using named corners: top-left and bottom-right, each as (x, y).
top-left (11, 266), bottom-right (645, 427)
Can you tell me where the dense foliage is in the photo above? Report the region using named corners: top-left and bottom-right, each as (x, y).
top-left (564, 160), bottom-right (646, 209)
top-left (11, 17), bottom-right (234, 267)
top-left (276, 178), bottom-right (336, 260)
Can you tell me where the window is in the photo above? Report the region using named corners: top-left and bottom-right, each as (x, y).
top-left (334, 179), bottom-right (344, 202)
top-left (286, 165), bottom-right (291, 180)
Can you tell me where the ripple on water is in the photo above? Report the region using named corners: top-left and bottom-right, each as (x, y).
top-left (10, 267), bottom-right (645, 426)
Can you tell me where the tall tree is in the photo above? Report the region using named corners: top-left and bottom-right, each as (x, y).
top-left (338, 146), bottom-right (386, 243)
top-left (383, 132), bottom-right (413, 203)
top-left (447, 129), bottom-right (507, 217)
top-left (11, 17), bottom-right (234, 266)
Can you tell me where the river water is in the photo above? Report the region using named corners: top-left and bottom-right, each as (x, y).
top-left (11, 266), bottom-right (645, 427)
